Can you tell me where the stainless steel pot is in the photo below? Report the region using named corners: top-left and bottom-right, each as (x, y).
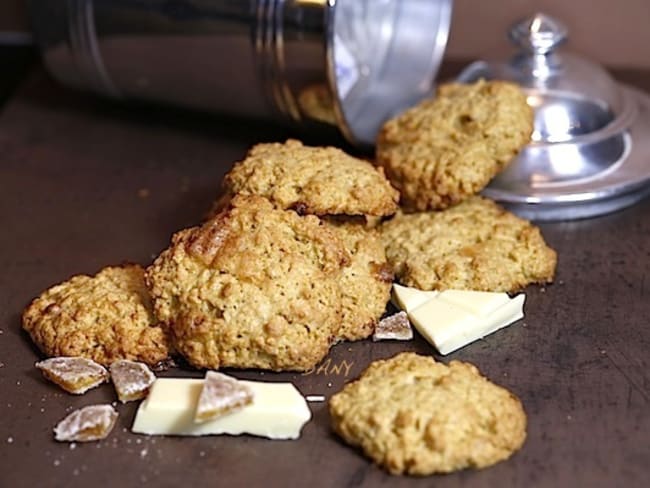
top-left (29, 0), bottom-right (452, 147)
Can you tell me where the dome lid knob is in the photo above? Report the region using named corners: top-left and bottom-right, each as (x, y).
top-left (509, 13), bottom-right (568, 55)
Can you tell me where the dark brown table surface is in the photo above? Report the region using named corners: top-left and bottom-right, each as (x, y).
top-left (1, 64), bottom-right (649, 488)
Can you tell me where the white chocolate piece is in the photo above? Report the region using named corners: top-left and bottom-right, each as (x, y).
top-left (132, 378), bottom-right (311, 440)
top-left (391, 284), bottom-right (438, 312)
top-left (408, 292), bottom-right (525, 355)
top-left (437, 289), bottom-right (510, 317)
top-left (409, 300), bottom-right (477, 349)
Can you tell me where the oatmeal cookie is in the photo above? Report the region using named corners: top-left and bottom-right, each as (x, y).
top-left (146, 195), bottom-right (349, 371)
top-left (322, 217), bottom-right (393, 341)
top-left (376, 80), bottom-right (533, 211)
top-left (329, 352), bottom-right (527, 475)
top-left (380, 196), bottom-right (556, 292)
top-left (223, 139), bottom-right (399, 217)
top-left (22, 265), bottom-right (171, 366)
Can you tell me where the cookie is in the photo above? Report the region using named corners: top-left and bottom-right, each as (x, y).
top-left (376, 80), bottom-right (533, 211)
top-left (380, 196), bottom-right (557, 292)
top-left (329, 352), bottom-right (527, 475)
top-left (223, 139), bottom-right (399, 217)
top-left (145, 195), bottom-right (349, 372)
top-left (322, 217), bottom-right (393, 341)
top-left (22, 265), bottom-right (171, 367)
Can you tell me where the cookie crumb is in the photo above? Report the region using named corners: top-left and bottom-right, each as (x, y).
top-left (306, 395), bottom-right (325, 402)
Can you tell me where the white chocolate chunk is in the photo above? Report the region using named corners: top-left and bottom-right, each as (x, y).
top-left (409, 300), bottom-right (478, 348)
top-left (132, 378), bottom-right (311, 440)
top-left (409, 292), bottom-right (526, 355)
top-left (391, 285), bottom-right (526, 355)
top-left (195, 371), bottom-right (253, 422)
top-left (437, 289), bottom-right (510, 317)
top-left (391, 284), bottom-right (438, 312)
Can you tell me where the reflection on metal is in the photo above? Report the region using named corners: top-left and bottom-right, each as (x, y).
top-left (67, 0), bottom-right (120, 97)
top-left (332, 0), bottom-right (452, 146)
top-left (29, 0), bottom-right (452, 147)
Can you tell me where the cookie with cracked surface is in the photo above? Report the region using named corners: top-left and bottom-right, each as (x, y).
top-left (376, 80), bottom-right (533, 211)
top-left (146, 195), bottom-right (349, 372)
top-left (380, 196), bottom-right (556, 292)
top-left (322, 216), bottom-right (393, 341)
top-left (22, 265), bottom-right (172, 367)
top-left (329, 352), bottom-right (527, 475)
top-left (223, 139), bottom-right (399, 217)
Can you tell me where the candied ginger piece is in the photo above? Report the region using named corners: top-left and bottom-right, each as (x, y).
top-left (110, 359), bottom-right (156, 403)
top-left (372, 311), bottom-right (413, 341)
top-left (194, 371), bottom-right (254, 423)
top-left (36, 357), bottom-right (108, 394)
top-left (54, 404), bottom-right (118, 442)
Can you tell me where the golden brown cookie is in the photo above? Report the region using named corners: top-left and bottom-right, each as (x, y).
top-left (223, 139), bottom-right (399, 217)
top-left (380, 196), bottom-right (556, 292)
top-left (146, 195), bottom-right (349, 372)
top-left (22, 265), bottom-right (171, 367)
top-left (329, 352), bottom-right (527, 475)
top-left (322, 217), bottom-right (393, 342)
top-left (376, 80), bottom-right (533, 211)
